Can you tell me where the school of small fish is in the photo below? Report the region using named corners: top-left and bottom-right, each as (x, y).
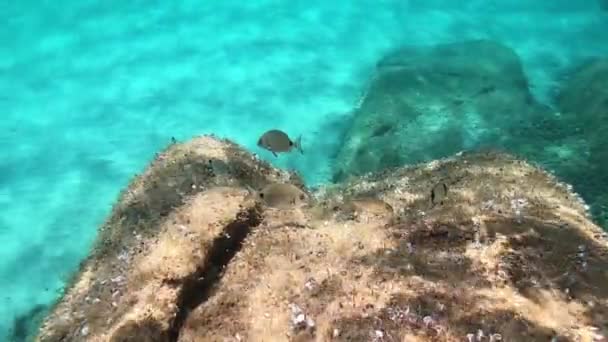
top-left (254, 129), bottom-right (450, 209)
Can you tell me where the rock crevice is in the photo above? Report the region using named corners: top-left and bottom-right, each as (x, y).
top-left (166, 205), bottom-right (263, 342)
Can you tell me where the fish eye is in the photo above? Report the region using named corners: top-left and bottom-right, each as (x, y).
top-left (259, 192), bottom-right (264, 198)
top-left (299, 194), bottom-right (305, 200)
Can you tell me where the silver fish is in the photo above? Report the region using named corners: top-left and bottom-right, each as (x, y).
top-left (258, 183), bottom-right (308, 209)
top-left (342, 197), bottom-right (394, 217)
top-left (430, 182), bottom-right (448, 207)
top-left (257, 129), bottom-right (303, 157)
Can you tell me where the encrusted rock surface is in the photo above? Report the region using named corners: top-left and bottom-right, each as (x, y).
top-left (36, 135), bottom-right (608, 342)
top-left (555, 57), bottom-right (608, 227)
top-left (333, 39), bottom-right (553, 182)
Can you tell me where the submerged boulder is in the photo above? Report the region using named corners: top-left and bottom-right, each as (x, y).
top-left (35, 135), bottom-right (304, 342)
top-left (555, 57), bottom-right (608, 229)
top-left (332, 39), bottom-right (553, 182)
top-left (37, 136), bottom-right (608, 341)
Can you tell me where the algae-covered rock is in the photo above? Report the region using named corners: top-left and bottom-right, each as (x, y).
top-left (332, 39), bottom-right (553, 182)
top-left (557, 58), bottom-right (608, 125)
top-left (35, 135), bottom-right (303, 342)
top-left (37, 136), bottom-right (608, 342)
top-left (555, 58), bottom-right (608, 228)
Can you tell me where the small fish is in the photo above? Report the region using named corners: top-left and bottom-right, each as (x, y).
top-left (257, 129), bottom-right (303, 157)
top-left (430, 182), bottom-right (448, 207)
top-left (342, 197), bottom-right (394, 217)
top-left (257, 183), bottom-right (309, 209)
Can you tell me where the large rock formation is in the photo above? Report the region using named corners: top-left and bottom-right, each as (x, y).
top-left (332, 39), bottom-right (554, 182)
top-left (35, 135), bottom-right (304, 341)
top-left (36, 135), bottom-right (608, 342)
top-left (555, 58), bottom-right (608, 228)
top-left (331, 38), bottom-right (608, 230)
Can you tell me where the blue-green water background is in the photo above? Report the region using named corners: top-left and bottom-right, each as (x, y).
top-left (1, 1), bottom-right (607, 339)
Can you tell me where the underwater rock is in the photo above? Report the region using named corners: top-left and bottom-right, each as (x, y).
top-left (9, 304), bottom-right (47, 342)
top-left (34, 135), bottom-right (300, 342)
top-left (555, 57), bottom-right (608, 229)
top-left (36, 136), bottom-right (608, 341)
top-left (557, 58), bottom-right (608, 124)
top-left (332, 39), bottom-right (552, 182)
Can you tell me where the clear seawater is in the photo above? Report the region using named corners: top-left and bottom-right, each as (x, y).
top-left (1, 0), bottom-right (607, 339)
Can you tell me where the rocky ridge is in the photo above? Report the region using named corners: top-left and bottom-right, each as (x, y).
top-left (36, 135), bottom-right (608, 342)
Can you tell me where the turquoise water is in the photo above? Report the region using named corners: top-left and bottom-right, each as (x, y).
top-left (1, 1), bottom-right (608, 339)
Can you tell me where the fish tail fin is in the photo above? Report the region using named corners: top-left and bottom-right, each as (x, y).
top-left (295, 135), bottom-right (304, 154)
